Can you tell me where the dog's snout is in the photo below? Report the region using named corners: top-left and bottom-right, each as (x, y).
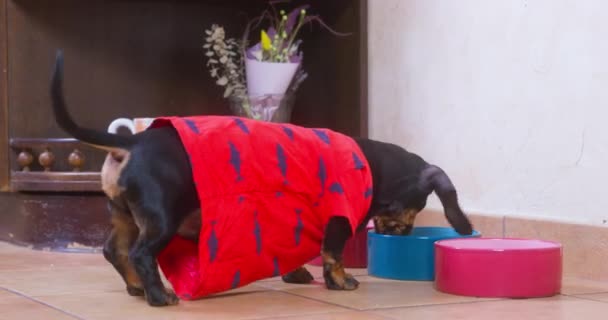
top-left (402, 224), bottom-right (413, 235)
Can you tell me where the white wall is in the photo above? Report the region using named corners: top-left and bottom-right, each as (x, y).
top-left (368, 0), bottom-right (608, 226)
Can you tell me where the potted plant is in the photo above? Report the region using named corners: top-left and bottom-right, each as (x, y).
top-left (203, 1), bottom-right (349, 122)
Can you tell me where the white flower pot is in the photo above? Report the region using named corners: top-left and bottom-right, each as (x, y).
top-left (245, 58), bottom-right (300, 96)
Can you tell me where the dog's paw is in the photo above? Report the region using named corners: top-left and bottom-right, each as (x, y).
top-left (282, 267), bottom-right (314, 284)
top-left (126, 285), bottom-right (145, 297)
top-left (322, 256), bottom-right (360, 291)
top-left (324, 272), bottom-right (359, 291)
top-left (453, 216), bottom-right (474, 236)
top-left (342, 274), bottom-right (359, 290)
top-left (145, 288), bottom-right (179, 307)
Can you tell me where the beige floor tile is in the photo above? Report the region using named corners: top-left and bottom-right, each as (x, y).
top-left (256, 277), bottom-right (326, 291)
top-left (0, 242), bottom-right (103, 271)
top-left (0, 265), bottom-right (125, 296)
top-left (0, 241), bottom-right (370, 300)
top-left (39, 288), bottom-right (347, 320)
top-left (372, 296), bottom-right (608, 320)
top-left (303, 264), bottom-right (369, 278)
top-left (265, 311), bottom-right (392, 320)
top-left (575, 292), bottom-right (608, 303)
top-left (0, 288), bottom-right (14, 298)
top-left (256, 275), bottom-right (284, 282)
top-left (561, 277), bottom-right (608, 295)
top-left (260, 275), bottom-right (495, 310)
top-left (0, 290), bottom-right (75, 320)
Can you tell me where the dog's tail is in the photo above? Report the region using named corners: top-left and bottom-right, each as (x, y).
top-left (418, 165), bottom-right (473, 235)
top-left (51, 50), bottom-right (136, 154)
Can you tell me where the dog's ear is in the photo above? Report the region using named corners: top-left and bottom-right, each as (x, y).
top-left (418, 165), bottom-right (473, 235)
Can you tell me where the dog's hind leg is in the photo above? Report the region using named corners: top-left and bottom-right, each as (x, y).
top-left (102, 201), bottom-right (143, 296)
top-left (321, 216), bottom-right (359, 290)
top-left (128, 202), bottom-right (181, 307)
top-left (282, 266), bottom-right (314, 284)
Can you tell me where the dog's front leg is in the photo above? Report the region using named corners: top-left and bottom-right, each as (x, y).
top-left (321, 216), bottom-right (359, 290)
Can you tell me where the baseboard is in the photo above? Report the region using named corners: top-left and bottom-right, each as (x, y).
top-left (0, 192), bottom-right (109, 252)
top-left (416, 209), bottom-right (608, 282)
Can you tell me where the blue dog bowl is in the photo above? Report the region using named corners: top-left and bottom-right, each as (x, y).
top-left (367, 226), bottom-right (481, 281)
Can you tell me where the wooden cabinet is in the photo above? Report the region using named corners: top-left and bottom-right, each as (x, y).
top-left (0, 0), bottom-right (368, 251)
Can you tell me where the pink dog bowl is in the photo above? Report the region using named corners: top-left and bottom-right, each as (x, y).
top-left (435, 238), bottom-right (562, 298)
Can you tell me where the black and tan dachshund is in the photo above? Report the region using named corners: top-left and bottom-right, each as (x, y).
top-left (50, 50), bottom-right (473, 306)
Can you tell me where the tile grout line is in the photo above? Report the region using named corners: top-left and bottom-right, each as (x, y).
top-left (27, 288), bottom-right (125, 298)
top-left (562, 293), bottom-right (608, 304)
top-left (365, 297), bottom-right (508, 313)
top-left (365, 293), bottom-right (608, 314)
top-left (245, 309), bottom-right (357, 320)
top-left (0, 286), bottom-right (86, 320)
top-left (252, 268), bottom-right (382, 312)
top-left (249, 309), bottom-right (397, 320)
top-left (255, 283), bottom-right (361, 311)
top-left (255, 281), bottom-right (509, 314)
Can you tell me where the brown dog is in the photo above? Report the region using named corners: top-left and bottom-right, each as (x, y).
top-left (50, 50), bottom-right (473, 306)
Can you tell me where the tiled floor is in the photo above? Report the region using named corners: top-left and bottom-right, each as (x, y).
top-left (1, 242), bottom-right (608, 319)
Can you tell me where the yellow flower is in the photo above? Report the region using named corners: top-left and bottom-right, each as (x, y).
top-left (261, 30), bottom-right (272, 51)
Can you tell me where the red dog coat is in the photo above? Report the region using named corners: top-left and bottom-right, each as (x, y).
top-left (149, 116), bottom-right (373, 299)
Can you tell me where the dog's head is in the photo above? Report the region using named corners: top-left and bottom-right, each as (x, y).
top-left (372, 165), bottom-right (473, 236)
top-left (372, 202), bottom-right (423, 236)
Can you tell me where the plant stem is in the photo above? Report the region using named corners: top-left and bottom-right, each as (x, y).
top-left (241, 96), bottom-right (255, 119)
top-left (272, 16), bottom-right (288, 62)
top-left (284, 12), bottom-right (306, 62)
